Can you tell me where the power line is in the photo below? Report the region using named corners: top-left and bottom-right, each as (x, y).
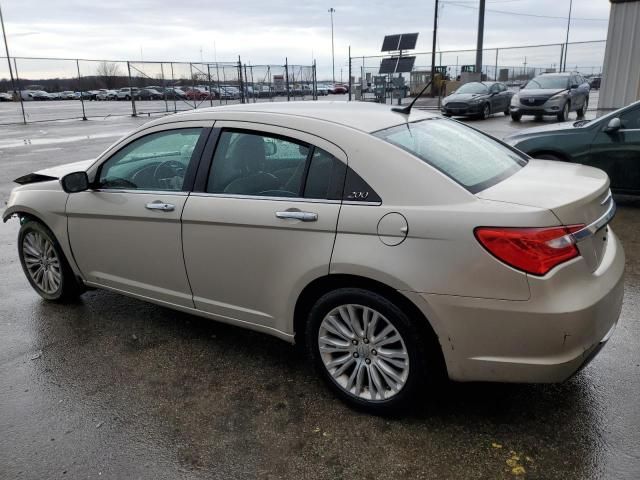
top-left (442, 1), bottom-right (608, 21)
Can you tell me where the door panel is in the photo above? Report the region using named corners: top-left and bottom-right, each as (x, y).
top-left (67, 192), bottom-right (194, 306)
top-left (182, 196), bottom-right (340, 331)
top-left (182, 122), bottom-right (347, 334)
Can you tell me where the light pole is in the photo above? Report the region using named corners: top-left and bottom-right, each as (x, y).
top-left (328, 7), bottom-right (335, 84)
top-left (562, 0), bottom-right (573, 72)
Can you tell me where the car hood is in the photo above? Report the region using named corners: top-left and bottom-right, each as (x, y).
top-left (518, 88), bottom-right (565, 97)
top-left (33, 158), bottom-right (95, 179)
top-left (445, 93), bottom-right (487, 102)
top-left (504, 120), bottom-right (580, 141)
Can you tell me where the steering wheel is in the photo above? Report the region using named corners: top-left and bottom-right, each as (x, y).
top-left (153, 160), bottom-right (185, 189)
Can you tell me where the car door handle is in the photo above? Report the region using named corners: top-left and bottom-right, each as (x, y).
top-left (275, 210), bottom-right (318, 221)
top-left (145, 201), bottom-right (175, 212)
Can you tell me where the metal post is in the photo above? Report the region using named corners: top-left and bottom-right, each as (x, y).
top-left (430, 0), bottom-right (439, 96)
top-left (170, 62), bottom-right (177, 113)
top-left (348, 46), bottom-right (352, 101)
top-left (127, 61), bottom-right (137, 116)
top-left (329, 8), bottom-right (336, 84)
top-left (215, 62), bottom-right (222, 105)
top-left (243, 63), bottom-right (249, 102)
top-left (237, 56), bottom-right (245, 104)
top-left (160, 63), bottom-right (169, 113)
top-left (207, 64), bottom-right (214, 107)
top-left (76, 59), bottom-right (87, 120)
top-left (189, 63), bottom-right (196, 108)
top-left (475, 0), bottom-right (486, 76)
top-left (313, 60), bottom-right (318, 100)
top-left (494, 49), bottom-right (499, 81)
top-left (285, 58), bottom-right (290, 101)
top-left (12, 57), bottom-right (26, 124)
top-left (250, 65), bottom-right (256, 103)
top-left (563, 0), bottom-right (573, 72)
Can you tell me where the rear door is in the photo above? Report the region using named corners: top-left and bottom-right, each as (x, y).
top-left (181, 122), bottom-right (347, 335)
top-left (588, 104), bottom-right (640, 193)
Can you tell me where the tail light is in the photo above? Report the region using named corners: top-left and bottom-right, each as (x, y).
top-left (474, 225), bottom-right (584, 276)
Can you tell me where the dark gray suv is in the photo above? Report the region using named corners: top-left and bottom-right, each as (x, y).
top-left (509, 72), bottom-right (590, 122)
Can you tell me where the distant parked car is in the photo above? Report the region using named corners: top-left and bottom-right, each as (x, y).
top-left (0, 92), bottom-right (13, 101)
top-left (96, 89), bottom-right (118, 100)
top-left (116, 87), bottom-right (139, 100)
top-left (330, 84), bottom-right (348, 94)
top-left (510, 72), bottom-right (590, 122)
top-left (31, 90), bottom-right (52, 101)
top-left (184, 87), bottom-right (210, 101)
top-left (441, 81), bottom-right (514, 119)
top-left (161, 87), bottom-right (187, 100)
top-left (505, 100), bottom-right (640, 195)
top-left (316, 85), bottom-right (329, 96)
top-left (60, 91), bottom-right (76, 100)
top-left (137, 88), bottom-right (164, 100)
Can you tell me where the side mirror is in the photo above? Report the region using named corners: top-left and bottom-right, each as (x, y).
top-left (60, 171), bottom-right (90, 193)
top-left (604, 117), bottom-right (622, 133)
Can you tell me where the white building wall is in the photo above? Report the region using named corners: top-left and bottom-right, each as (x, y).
top-left (598, 0), bottom-right (640, 110)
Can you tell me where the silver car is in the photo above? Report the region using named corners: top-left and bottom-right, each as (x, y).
top-left (510, 72), bottom-right (591, 122)
top-left (3, 103), bottom-right (624, 413)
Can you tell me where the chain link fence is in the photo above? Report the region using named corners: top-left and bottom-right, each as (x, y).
top-left (349, 40), bottom-right (606, 105)
top-left (0, 56), bottom-right (318, 125)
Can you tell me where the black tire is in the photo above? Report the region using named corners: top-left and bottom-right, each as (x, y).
top-left (305, 288), bottom-right (438, 414)
top-left (443, 113), bottom-right (452, 118)
top-left (577, 97), bottom-right (588, 117)
top-left (557, 101), bottom-right (570, 122)
top-left (510, 112), bottom-right (522, 122)
top-left (480, 103), bottom-right (491, 120)
top-left (18, 219), bottom-right (84, 302)
top-left (503, 109), bottom-right (509, 116)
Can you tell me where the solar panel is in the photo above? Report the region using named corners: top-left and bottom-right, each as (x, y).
top-left (398, 33), bottom-right (419, 50)
top-left (381, 33), bottom-right (419, 52)
top-left (395, 56), bottom-right (416, 73)
top-left (379, 58), bottom-right (398, 74)
top-left (381, 35), bottom-right (401, 52)
top-left (379, 56), bottom-right (416, 74)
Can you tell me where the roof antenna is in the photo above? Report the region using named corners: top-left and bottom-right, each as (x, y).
top-left (391, 79), bottom-right (433, 115)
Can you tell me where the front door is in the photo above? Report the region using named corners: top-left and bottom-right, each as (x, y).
top-left (588, 104), bottom-right (640, 193)
top-left (67, 125), bottom-right (208, 307)
top-left (181, 123), bottom-right (346, 335)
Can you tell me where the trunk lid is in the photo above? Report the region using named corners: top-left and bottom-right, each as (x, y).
top-left (477, 159), bottom-right (613, 272)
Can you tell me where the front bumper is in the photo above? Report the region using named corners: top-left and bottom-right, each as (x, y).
top-left (407, 229), bottom-right (625, 383)
top-left (510, 102), bottom-right (563, 116)
top-left (441, 103), bottom-right (483, 116)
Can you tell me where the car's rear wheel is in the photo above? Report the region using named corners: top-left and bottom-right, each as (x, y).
top-left (18, 220), bottom-right (83, 302)
top-left (306, 288), bottom-right (433, 413)
top-left (557, 102), bottom-right (570, 122)
top-left (510, 112), bottom-right (522, 122)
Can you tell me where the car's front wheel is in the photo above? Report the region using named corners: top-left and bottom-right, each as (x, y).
top-left (18, 220), bottom-right (84, 301)
top-left (480, 103), bottom-right (491, 120)
top-left (306, 288), bottom-right (433, 413)
top-left (510, 112), bottom-right (522, 122)
top-left (557, 101), bottom-right (570, 122)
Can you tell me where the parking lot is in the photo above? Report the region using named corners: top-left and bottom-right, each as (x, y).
top-left (1, 101), bottom-right (638, 479)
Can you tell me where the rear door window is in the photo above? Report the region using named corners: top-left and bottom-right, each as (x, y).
top-left (373, 119), bottom-right (527, 193)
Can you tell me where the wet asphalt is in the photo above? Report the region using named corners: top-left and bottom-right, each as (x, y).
top-left (0, 106), bottom-right (639, 479)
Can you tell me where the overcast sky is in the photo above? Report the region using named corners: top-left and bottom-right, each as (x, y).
top-left (1, 0), bottom-right (611, 79)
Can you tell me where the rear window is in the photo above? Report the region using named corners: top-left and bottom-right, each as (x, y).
top-left (373, 118), bottom-right (527, 193)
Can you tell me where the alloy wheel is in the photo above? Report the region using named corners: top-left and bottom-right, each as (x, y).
top-left (318, 304), bottom-right (410, 401)
top-left (22, 231), bottom-right (61, 294)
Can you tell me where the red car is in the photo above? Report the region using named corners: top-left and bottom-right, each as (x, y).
top-left (330, 84), bottom-right (348, 94)
top-left (184, 87), bottom-right (212, 101)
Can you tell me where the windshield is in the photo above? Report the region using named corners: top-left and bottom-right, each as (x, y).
top-left (524, 76), bottom-right (568, 90)
top-left (456, 83), bottom-right (488, 94)
top-left (373, 119), bottom-right (527, 193)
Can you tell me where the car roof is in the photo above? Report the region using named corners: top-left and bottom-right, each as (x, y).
top-left (155, 101), bottom-right (437, 133)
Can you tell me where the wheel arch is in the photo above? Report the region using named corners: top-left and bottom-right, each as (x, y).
top-left (293, 273), bottom-right (448, 376)
top-left (529, 150), bottom-right (571, 162)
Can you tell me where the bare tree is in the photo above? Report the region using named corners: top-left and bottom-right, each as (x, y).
top-left (96, 61), bottom-right (122, 89)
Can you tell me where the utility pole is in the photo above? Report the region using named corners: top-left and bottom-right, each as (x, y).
top-left (430, 0), bottom-right (439, 96)
top-left (0, 2), bottom-right (25, 123)
top-left (562, 0), bottom-right (573, 72)
top-left (475, 0), bottom-right (486, 77)
top-left (328, 8), bottom-right (336, 84)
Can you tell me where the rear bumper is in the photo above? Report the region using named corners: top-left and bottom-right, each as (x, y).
top-left (408, 229), bottom-right (625, 383)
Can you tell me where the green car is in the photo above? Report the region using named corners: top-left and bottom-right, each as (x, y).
top-left (504, 100), bottom-right (640, 194)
